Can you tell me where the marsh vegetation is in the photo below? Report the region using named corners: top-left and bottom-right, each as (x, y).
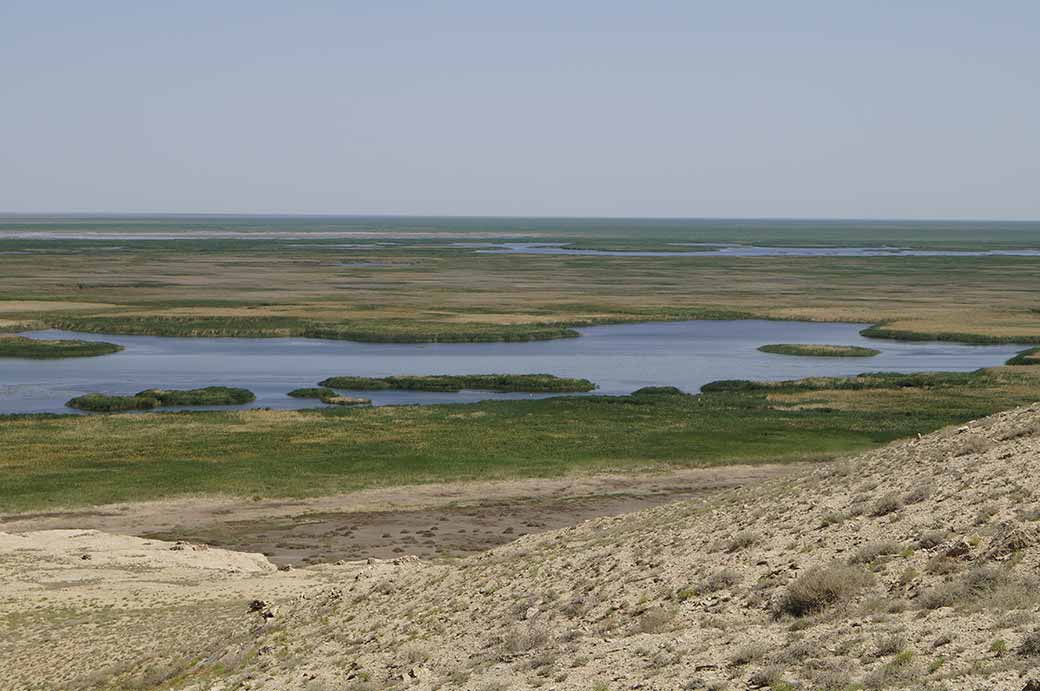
top-left (3, 222), bottom-right (1040, 348)
top-left (1007, 347), bottom-right (1040, 366)
top-left (0, 335), bottom-right (122, 359)
top-left (6, 365), bottom-right (1038, 511)
top-left (758, 343), bottom-right (880, 357)
top-left (318, 374), bottom-right (596, 392)
top-left (288, 387), bottom-right (371, 406)
top-left (66, 386), bottom-right (255, 412)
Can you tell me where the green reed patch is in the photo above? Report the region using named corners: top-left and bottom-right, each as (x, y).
top-left (0, 335), bottom-right (122, 359)
top-left (319, 373), bottom-right (596, 393)
top-left (758, 344), bottom-right (880, 358)
top-left (67, 386), bottom-right (255, 412)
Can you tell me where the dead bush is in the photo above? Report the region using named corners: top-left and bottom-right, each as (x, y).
top-left (916, 529), bottom-right (948, 549)
top-left (871, 492), bottom-right (904, 517)
top-left (849, 541), bottom-right (902, 564)
top-left (636, 606), bottom-right (676, 634)
top-left (775, 564), bottom-right (873, 617)
top-left (955, 436), bottom-right (993, 457)
top-left (724, 530), bottom-right (759, 552)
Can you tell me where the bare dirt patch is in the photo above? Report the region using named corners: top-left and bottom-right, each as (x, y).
top-left (0, 465), bottom-right (797, 567)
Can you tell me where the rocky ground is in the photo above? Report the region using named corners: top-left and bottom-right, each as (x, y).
top-left (4, 405), bottom-right (1040, 690)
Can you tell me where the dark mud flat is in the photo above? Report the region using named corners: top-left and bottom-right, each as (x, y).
top-left (7, 465), bottom-right (791, 567)
top-left (144, 493), bottom-right (700, 566)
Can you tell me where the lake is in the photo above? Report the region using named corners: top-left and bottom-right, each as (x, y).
top-left (1, 320), bottom-right (1029, 415)
top-left (466, 242), bottom-right (1040, 257)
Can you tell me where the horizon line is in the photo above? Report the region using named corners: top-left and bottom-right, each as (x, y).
top-left (1, 211), bottom-right (1039, 225)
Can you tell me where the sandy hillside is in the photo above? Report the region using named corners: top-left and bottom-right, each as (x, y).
top-left (5, 404), bottom-right (1040, 690)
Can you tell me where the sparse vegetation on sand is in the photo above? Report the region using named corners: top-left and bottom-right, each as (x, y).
top-left (66, 386), bottom-right (255, 412)
top-left (318, 373), bottom-right (596, 392)
top-left (0, 335), bottom-right (122, 359)
top-left (758, 343), bottom-right (880, 357)
top-left (287, 387), bottom-right (371, 406)
top-left (6, 365), bottom-right (1039, 511)
top-left (1008, 347), bottom-right (1040, 366)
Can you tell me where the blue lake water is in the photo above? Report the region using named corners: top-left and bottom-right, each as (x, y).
top-left (467, 242), bottom-right (1040, 257)
top-left (0, 321), bottom-right (1029, 415)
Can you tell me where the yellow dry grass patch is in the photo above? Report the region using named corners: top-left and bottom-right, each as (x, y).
top-left (880, 311), bottom-right (1040, 338)
top-left (768, 388), bottom-right (934, 412)
top-left (0, 300), bottom-right (118, 314)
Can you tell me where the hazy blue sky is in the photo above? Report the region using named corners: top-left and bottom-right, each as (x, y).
top-left (2, 2), bottom-right (1037, 219)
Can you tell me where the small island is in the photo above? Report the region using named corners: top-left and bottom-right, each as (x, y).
top-left (67, 386), bottom-right (256, 412)
top-left (288, 387), bottom-right (371, 406)
top-left (757, 344), bottom-right (880, 358)
top-left (318, 373), bottom-right (597, 393)
top-left (0, 335), bottom-right (123, 359)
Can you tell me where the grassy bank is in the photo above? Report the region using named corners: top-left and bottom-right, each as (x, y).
top-left (860, 323), bottom-right (1040, 345)
top-left (758, 343), bottom-right (879, 357)
top-left (319, 373), bottom-right (597, 392)
top-left (67, 387), bottom-right (255, 412)
top-left (1007, 347), bottom-right (1040, 365)
top-left (46, 315), bottom-right (586, 342)
top-left (4, 366), bottom-right (1039, 512)
top-left (0, 335), bottom-right (122, 359)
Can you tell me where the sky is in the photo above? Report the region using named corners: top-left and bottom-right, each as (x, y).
top-left (1, 1), bottom-right (1038, 219)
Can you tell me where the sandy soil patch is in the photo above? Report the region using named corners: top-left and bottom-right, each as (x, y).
top-left (0, 300), bottom-right (117, 313)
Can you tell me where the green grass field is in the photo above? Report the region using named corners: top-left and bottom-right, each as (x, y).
top-left (4, 366), bottom-right (1039, 512)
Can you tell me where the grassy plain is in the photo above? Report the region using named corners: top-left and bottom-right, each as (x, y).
top-left (4, 365), bottom-right (1040, 512)
top-left (2, 218), bottom-right (1040, 513)
top-left (1, 219), bottom-right (1039, 345)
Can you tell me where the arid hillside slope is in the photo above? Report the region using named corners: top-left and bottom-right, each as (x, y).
top-left (173, 403), bottom-right (1040, 691)
top-left (4, 404), bottom-right (1040, 691)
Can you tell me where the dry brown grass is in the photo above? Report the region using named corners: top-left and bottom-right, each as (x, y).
top-left (776, 564), bottom-right (874, 617)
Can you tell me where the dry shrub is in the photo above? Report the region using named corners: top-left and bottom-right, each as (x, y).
top-left (729, 642), bottom-right (767, 665)
top-left (725, 530), bottom-right (759, 552)
top-left (903, 482), bottom-right (933, 504)
top-left (501, 625), bottom-right (550, 656)
top-left (776, 564), bottom-right (873, 617)
top-left (871, 492), bottom-right (904, 517)
top-left (955, 436), bottom-right (993, 457)
top-left (916, 529), bottom-right (948, 549)
top-left (1020, 630), bottom-right (1040, 656)
top-left (999, 422), bottom-right (1040, 441)
top-left (920, 565), bottom-right (1038, 611)
top-left (747, 665), bottom-right (785, 687)
top-left (874, 633), bottom-right (907, 657)
top-left (699, 567), bottom-right (741, 594)
top-left (849, 541), bottom-right (902, 564)
top-left (636, 606), bottom-right (676, 634)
